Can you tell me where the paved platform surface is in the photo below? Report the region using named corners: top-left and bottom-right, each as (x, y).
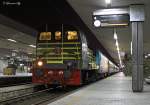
top-left (0, 73), bottom-right (32, 77)
top-left (0, 73), bottom-right (32, 87)
top-left (48, 72), bottom-right (150, 105)
top-left (0, 84), bottom-right (34, 92)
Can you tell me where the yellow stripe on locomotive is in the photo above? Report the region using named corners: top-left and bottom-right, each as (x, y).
top-left (36, 30), bottom-right (81, 66)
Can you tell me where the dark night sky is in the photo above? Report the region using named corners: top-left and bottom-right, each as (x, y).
top-left (0, 0), bottom-right (117, 65)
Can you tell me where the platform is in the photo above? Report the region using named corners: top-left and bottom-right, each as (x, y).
top-left (48, 72), bottom-right (150, 105)
top-left (0, 73), bottom-right (32, 87)
top-left (0, 73), bottom-right (32, 77)
top-left (0, 84), bottom-right (34, 93)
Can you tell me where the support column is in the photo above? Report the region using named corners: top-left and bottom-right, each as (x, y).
top-left (132, 22), bottom-right (143, 92)
top-left (130, 5), bottom-right (145, 92)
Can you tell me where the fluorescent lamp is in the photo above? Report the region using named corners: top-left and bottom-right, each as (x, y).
top-left (120, 61), bottom-right (122, 65)
top-left (20, 64), bottom-right (24, 66)
top-left (28, 52), bottom-right (33, 55)
top-left (131, 41), bottom-right (132, 55)
top-left (145, 55), bottom-right (148, 58)
top-left (6, 55), bottom-right (10, 57)
top-left (93, 8), bottom-right (129, 16)
top-left (105, 0), bottom-right (111, 4)
top-left (113, 28), bottom-right (123, 68)
top-left (117, 50), bottom-right (120, 55)
top-left (7, 39), bottom-right (17, 43)
top-left (29, 45), bottom-right (36, 48)
top-left (117, 47), bottom-right (120, 51)
top-left (114, 32), bottom-right (118, 40)
top-left (115, 41), bottom-right (118, 46)
top-left (12, 50), bottom-right (18, 52)
top-left (16, 56), bottom-right (21, 59)
top-left (119, 55), bottom-right (121, 59)
top-left (107, 23), bottom-right (128, 26)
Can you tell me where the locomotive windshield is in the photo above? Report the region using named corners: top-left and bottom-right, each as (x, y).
top-left (67, 31), bottom-right (78, 40)
top-left (39, 32), bottom-right (51, 40)
top-left (55, 31), bottom-right (61, 40)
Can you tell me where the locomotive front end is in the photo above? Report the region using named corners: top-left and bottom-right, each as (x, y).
top-left (32, 25), bottom-right (82, 86)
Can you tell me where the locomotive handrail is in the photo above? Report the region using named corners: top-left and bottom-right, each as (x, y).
top-left (47, 60), bottom-right (63, 64)
top-left (76, 42), bottom-right (80, 67)
top-left (37, 47), bottom-right (81, 50)
top-left (37, 42), bottom-right (81, 45)
top-left (37, 52), bottom-right (81, 56)
top-left (43, 57), bottom-right (81, 60)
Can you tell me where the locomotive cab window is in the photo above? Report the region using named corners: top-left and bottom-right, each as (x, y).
top-left (67, 31), bottom-right (78, 40)
top-left (55, 31), bottom-right (61, 40)
top-left (39, 32), bottom-right (51, 40)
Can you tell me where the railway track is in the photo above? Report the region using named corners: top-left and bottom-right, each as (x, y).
top-left (32, 79), bottom-right (110, 105)
top-left (0, 76), bottom-right (32, 88)
top-left (0, 87), bottom-right (52, 105)
top-left (0, 84), bottom-right (46, 104)
top-left (0, 75), bottom-right (109, 105)
top-left (0, 82), bottom-right (32, 88)
top-left (0, 86), bottom-right (78, 105)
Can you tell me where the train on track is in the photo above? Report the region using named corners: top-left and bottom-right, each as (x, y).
top-left (32, 25), bottom-right (119, 87)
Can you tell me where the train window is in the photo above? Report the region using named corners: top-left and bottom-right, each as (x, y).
top-left (67, 31), bottom-right (78, 40)
top-left (55, 31), bottom-right (61, 40)
top-left (39, 32), bottom-right (51, 40)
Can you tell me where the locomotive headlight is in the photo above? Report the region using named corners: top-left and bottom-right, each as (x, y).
top-left (37, 61), bottom-right (43, 66)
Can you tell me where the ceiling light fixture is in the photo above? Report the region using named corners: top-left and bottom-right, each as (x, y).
top-left (117, 47), bottom-right (120, 51)
top-left (115, 40), bottom-right (118, 46)
top-left (29, 45), bottom-right (36, 48)
top-left (7, 38), bottom-right (17, 43)
top-left (107, 23), bottom-right (128, 26)
top-left (105, 0), bottom-right (111, 5)
top-left (131, 41), bottom-right (132, 55)
top-left (145, 55), bottom-right (148, 58)
top-left (113, 28), bottom-right (123, 68)
top-left (12, 49), bottom-right (18, 52)
top-left (28, 52), bottom-right (33, 55)
top-left (114, 32), bottom-right (118, 40)
top-left (6, 55), bottom-right (10, 58)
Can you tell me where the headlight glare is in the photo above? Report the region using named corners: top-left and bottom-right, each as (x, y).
top-left (37, 61), bottom-right (43, 66)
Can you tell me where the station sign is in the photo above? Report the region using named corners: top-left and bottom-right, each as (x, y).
top-left (93, 8), bottom-right (130, 27)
